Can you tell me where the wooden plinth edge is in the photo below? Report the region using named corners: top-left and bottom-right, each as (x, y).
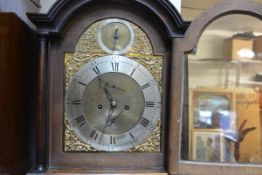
top-left (27, 173), bottom-right (168, 175)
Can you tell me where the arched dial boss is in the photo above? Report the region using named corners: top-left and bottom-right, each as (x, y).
top-left (65, 55), bottom-right (161, 151)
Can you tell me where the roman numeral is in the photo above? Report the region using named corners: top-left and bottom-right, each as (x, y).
top-left (141, 83), bottom-right (150, 90)
top-left (71, 115), bottom-right (86, 127)
top-left (72, 100), bottom-right (81, 105)
top-left (92, 66), bottom-right (100, 75)
top-left (140, 117), bottom-right (150, 127)
top-left (130, 68), bottom-right (136, 76)
top-left (89, 129), bottom-right (98, 140)
top-left (129, 132), bottom-right (135, 140)
top-left (111, 62), bottom-right (119, 72)
top-left (110, 136), bottom-right (116, 145)
top-left (146, 101), bottom-right (155, 107)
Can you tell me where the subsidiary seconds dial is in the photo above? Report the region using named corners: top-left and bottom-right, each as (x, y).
top-left (65, 55), bottom-right (161, 151)
top-left (97, 19), bottom-right (135, 55)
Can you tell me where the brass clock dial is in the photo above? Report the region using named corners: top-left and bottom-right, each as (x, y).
top-left (65, 55), bottom-right (161, 151)
top-left (97, 19), bottom-right (135, 55)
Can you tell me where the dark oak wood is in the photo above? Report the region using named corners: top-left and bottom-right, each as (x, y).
top-left (27, 0), bottom-right (189, 174)
top-left (28, 172), bottom-right (167, 175)
top-left (0, 13), bottom-right (37, 175)
top-left (27, 0), bottom-right (189, 37)
top-left (35, 37), bottom-right (49, 172)
top-left (169, 0), bottom-right (262, 174)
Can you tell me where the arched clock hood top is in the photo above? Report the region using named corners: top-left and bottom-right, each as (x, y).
top-left (27, 0), bottom-right (190, 38)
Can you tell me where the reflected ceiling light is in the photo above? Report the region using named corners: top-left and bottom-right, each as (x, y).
top-left (237, 48), bottom-right (255, 59)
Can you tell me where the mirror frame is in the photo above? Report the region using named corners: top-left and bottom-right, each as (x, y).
top-left (169, 0), bottom-right (262, 174)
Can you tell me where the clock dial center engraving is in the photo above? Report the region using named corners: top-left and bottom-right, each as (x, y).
top-left (83, 72), bottom-right (145, 135)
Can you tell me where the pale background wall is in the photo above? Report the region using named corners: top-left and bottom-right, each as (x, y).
top-left (39, 0), bottom-right (56, 13)
top-left (0, 0), bottom-right (40, 28)
top-left (169, 0), bottom-right (181, 13)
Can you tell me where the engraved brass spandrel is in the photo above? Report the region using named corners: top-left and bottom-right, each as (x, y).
top-left (127, 54), bottom-right (163, 91)
top-left (130, 122), bottom-right (161, 152)
top-left (64, 120), bottom-right (96, 152)
top-left (65, 52), bottom-right (107, 87)
top-left (128, 24), bottom-right (153, 55)
top-left (75, 21), bottom-right (104, 53)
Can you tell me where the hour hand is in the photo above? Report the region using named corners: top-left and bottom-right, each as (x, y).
top-left (113, 28), bottom-right (119, 40)
top-left (105, 83), bottom-right (114, 102)
top-left (98, 77), bottom-right (113, 101)
top-left (112, 28), bottom-right (119, 51)
top-left (106, 111), bottom-right (124, 126)
top-left (111, 85), bottom-right (125, 92)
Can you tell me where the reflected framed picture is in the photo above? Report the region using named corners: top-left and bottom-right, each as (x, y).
top-left (191, 129), bottom-right (226, 162)
top-left (189, 88), bottom-right (237, 132)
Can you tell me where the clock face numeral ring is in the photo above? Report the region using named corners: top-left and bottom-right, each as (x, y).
top-left (65, 55), bottom-right (161, 151)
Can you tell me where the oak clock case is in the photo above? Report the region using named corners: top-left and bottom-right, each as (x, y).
top-left (64, 19), bottom-right (163, 152)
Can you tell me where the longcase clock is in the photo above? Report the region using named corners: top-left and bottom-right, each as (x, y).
top-left (27, 0), bottom-right (189, 174)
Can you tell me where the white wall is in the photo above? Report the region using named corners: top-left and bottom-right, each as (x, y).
top-left (0, 0), bottom-right (39, 29)
top-left (39, 0), bottom-right (56, 13)
top-left (39, 0), bottom-right (182, 13)
top-left (169, 0), bottom-right (181, 13)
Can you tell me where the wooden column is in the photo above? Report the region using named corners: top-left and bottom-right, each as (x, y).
top-left (35, 36), bottom-right (49, 172)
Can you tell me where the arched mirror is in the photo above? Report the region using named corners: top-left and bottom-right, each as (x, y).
top-left (169, 0), bottom-right (262, 174)
top-left (183, 13), bottom-right (262, 163)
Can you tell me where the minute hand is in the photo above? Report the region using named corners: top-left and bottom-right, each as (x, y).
top-left (98, 77), bottom-right (125, 92)
top-left (104, 83), bottom-right (114, 102)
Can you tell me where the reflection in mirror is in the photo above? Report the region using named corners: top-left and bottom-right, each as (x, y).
top-left (181, 14), bottom-right (262, 163)
top-left (181, 0), bottom-right (262, 21)
top-left (181, 0), bottom-right (223, 21)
